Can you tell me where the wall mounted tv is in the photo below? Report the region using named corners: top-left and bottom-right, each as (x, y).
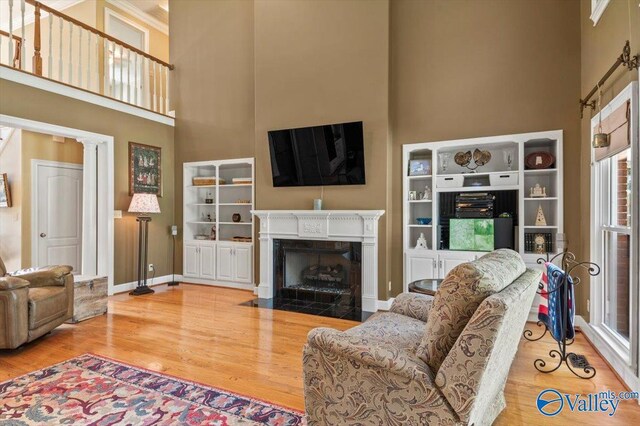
top-left (267, 121), bottom-right (366, 187)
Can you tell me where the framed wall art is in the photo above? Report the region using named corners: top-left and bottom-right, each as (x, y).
top-left (129, 142), bottom-right (162, 196)
top-left (0, 173), bottom-right (12, 208)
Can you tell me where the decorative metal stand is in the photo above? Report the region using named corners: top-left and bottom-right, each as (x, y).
top-left (522, 250), bottom-right (600, 379)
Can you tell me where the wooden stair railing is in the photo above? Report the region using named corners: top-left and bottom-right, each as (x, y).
top-left (2, 0), bottom-right (174, 115)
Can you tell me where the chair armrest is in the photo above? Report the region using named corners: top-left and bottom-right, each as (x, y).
top-left (11, 265), bottom-right (72, 288)
top-left (0, 276), bottom-right (30, 291)
top-left (307, 327), bottom-right (433, 382)
top-left (390, 292), bottom-right (433, 322)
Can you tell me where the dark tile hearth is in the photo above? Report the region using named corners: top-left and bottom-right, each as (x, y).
top-left (243, 298), bottom-right (372, 322)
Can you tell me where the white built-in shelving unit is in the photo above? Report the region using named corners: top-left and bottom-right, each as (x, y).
top-left (182, 158), bottom-right (254, 289)
top-left (402, 130), bottom-right (563, 293)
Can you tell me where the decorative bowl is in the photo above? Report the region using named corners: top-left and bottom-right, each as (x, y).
top-left (525, 151), bottom-right (555, 169)
top-left (416, 217), bottom-right (432, 225)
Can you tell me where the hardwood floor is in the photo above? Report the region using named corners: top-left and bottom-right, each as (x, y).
top-left (1, 284), bottom-right (639, 424)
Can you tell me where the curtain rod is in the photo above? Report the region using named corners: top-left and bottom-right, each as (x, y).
top-left (580, 40), bottom-right (639, 118)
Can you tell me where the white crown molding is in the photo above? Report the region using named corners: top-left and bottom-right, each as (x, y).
top-left (1, 66), bottom-right (175, 126)
top-left (105, 0), bottom-right (168, 35)
top-left (590, 0), bottom-right (611, 26)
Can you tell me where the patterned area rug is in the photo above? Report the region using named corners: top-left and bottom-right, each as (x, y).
top-left (0, 353), bottom-right (304, 425)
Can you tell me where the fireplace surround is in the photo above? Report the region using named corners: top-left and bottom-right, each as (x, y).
top-left (251, 210), bottom-right (385, 313)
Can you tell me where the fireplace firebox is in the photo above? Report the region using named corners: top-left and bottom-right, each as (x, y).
top-left (273, 239), bottom-right (362, 319)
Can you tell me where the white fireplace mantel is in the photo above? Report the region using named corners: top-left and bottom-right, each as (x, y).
top-left (251, 210), bottom-right (385, 312)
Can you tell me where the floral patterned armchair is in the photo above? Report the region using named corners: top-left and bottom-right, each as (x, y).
top-left (303, 249), bottom-right (541, 425)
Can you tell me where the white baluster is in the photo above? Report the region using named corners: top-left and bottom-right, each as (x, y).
top-left (20, 0), bottom-right (25, 70)
top-left (95, 33), bottom-right (99, 93)
top-left (134, 53), bottom-right (138, 106)
top-left (111, 42), bottom-right (116, 98)
top-left (8, 0), bottom-right (14, 67)
top-left (68, 22), bottom-right (73, 83)
top-left (78, 29), bottom-right (82, 88)
top-left (153, 61), bottom-right (157, 112)
top-left (87, 31), bottom-right (91, 91)
top-left (127, 49), bottom-right (131, 102)
top-left (164, 66), bottom-right (169, 114)
top-left (158, 64), bottom-right (165, 112)
top-left (103, 37), bottom-right (109, 96)
top-left (48, 15), bottom-right (53, 78)
top-left (58, 17), bottom-right (63, 80)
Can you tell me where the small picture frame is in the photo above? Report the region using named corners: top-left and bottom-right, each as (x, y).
top-left (409, 159), bottom-right (431, 176)
top-left (0, 173), bottom-right (11, 208)
top-left (408, 191), bottom-right (417, 200)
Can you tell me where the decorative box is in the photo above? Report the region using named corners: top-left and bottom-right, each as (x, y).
top-left (436, 175), bottom-right (464, 188)
top-left (489, 172), bottom-right (518, 186)
top-left (67, 275), bottom-right (108, 323)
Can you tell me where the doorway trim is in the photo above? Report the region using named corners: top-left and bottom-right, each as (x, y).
top-left (0, 114), bottom-right (115, 295)
top-left (31, 160), bottom-right (84, 272)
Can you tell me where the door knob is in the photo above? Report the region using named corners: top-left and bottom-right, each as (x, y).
top-left (40, 233), bottom-right (47, 238)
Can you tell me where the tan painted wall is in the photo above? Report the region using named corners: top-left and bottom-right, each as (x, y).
top-left (0, 130), bottom-right (22, 272)
top-left (171, 0), bottom-right (582, 302)
top-left (19, 131), bottom-right (84, 268)
top-left (253, 0), bottom-right (391, 297)
top-left (171, 0), bottom-right (256, 274)
top-left (390, 0), bottom-right (582, 298)
top-left (579, 0), bottom-right (640, 321)
top-left (0, 79), bottom-right (175, 286)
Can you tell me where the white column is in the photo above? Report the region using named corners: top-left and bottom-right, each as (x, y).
top-left (257, 216), bottom-right (272, 298)
top-left (77, 138), bottom-right (100, 276)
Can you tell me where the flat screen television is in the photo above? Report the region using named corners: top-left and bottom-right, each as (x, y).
top-left (267, 121), bottom-right (366, 187)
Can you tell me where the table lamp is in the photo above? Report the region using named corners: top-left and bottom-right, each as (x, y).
top-left (128, 193), bottom-right (160, 295)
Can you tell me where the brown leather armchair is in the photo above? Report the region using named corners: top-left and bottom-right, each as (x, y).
top-left (0, 257), bottom-right (74, 349)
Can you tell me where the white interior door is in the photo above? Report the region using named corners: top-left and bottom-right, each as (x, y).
top-left (34, 161), bottom-right (83, 272)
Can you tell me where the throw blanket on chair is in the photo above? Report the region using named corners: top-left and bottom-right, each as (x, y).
top-left (538, 262), bottom-right (575, 341)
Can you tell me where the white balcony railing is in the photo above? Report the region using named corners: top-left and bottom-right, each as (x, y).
top-left (0, 0), bottom-right (173, 115)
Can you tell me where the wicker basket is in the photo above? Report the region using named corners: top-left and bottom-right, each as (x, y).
top-left (192, 177), bottom-right (224, 186)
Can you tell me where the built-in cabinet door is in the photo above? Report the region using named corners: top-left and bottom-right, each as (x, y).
top-left (438, 252), bottom-right (476, 279)
top-left (200, 245), bottom-right (216, 279)
top-left (183, 243), bottom-right (200, 278)
top-left (405, 254), bottom-right (437, 284)
top-left (217, 244), bottom-right (234, 281)
top-left (234, 245), bottom-right (252, 283)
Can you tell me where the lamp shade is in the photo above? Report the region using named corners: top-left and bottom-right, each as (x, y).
top-left (128, 193), bottom-right (161, 214)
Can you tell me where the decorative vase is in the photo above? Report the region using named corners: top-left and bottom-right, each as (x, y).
top-left (232, 213), bottom-right (241, 223)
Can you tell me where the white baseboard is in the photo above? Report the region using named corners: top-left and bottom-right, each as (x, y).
top-left (112, 274), bottom-right (178, 294)
top-left (113, 275), bottom-right (255, 294)
top-left (180, 277), bottom-right (254, 291)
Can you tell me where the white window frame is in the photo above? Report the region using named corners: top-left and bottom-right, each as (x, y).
top-left (590, 0), bottom-right (611, 26)
top-left (590, 82), bottom-right (639, 376)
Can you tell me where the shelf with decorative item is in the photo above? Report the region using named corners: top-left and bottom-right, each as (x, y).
top-left (524, 197), bottom-right (558, 201)
top-left (219, 183), bottom-right (252, 188)
top-left (409, 199), bottom-right (432, 204)
top-left (219, 203), bottom-right (252, 206)
top-left (218, 222), bottom-right (252, 225)
top-left (523, 168), bottom-right (557, 175)
top-left (187, 221), bottom-right (217, 225)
